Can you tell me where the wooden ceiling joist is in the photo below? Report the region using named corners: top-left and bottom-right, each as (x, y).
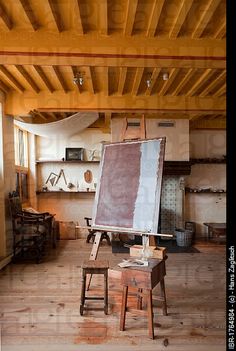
top-left (19, 0), bottom-right (39, 31)
top-left (214, 19), bottom-right (226, 39)
top-left (124, 0), bottom-right (138, 36)
top-left (52, 66), bottom-right (69, 93)
top-left (30, 109), bottom-right (47, 121)
top-left (117, 68), bottom-right (127, 95)
top-left (187, 69), bottom-right (213, 96)
top-left (99, 0), bottom-right (107, 35)
top-left (47, 0), bottom-right (63, 32)
top-left (15, 65), bottom-right (40, 93)
top-left (171, 69), bottom-right (195, 96)
top-left (71, 66), bottom-right (82, 93)
top-left (200, 70), bottom-right (226, 96)
top-left (83, 66), bottom-right (95, 94)
top-left (0, 79), bottom-right (10, 93)
top-left (158, 68), bottom-right (180, 96)
top-left (145, 68), bottom-right (161, 96)
top-left (192, 0), bottom-right (222, 38)
top-left (146, 0), bottom-right (165, 37)
top-left (0, 3), bottom-right (12, 30)
top-left (169, 0), bottom-right (194, 38)
top-left (74, 0), bottom-right (84, 34)
top-left (33, 65), bottom-right (55, 93)
top-left (132, 67), bottom-right (144, 96)
top-left (214, 83), bottom-right (226, 97)
top-left (103, 67), bottom-right (109, 96)
top-left (0, 65), bottom-right (24, 92)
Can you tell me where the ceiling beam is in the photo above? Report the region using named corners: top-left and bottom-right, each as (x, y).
top-left (19, 0), bottom-right (39, 31)
top-left (186, 69), bottom-right (213, 96)
top-left (0, 50), bottom-right (225, 69)
top-left (47, 0), bottom-right (63, 32)
top-left (99, 0), bottom-right (107, 35)
top-left (15, 65), bottom-right (40, 93)
top-left (117, 67), bottom-right (127, 95)
top-left (124, 0), bottom-right (138, 36)
top-left (74, 0), bottom-right (84, 34)
top-left (0, 65), bottom-right (24, 92)
top-left (33, 65), bottom-right (55, 93)
top-left (5, 90), bottom-right (225, 116)
top-left (145, 68), bottom-right (161, 96)
top-left (46, 112), bottom-right (58, 121)
top-left (52, 65), bottom-right (69, 93)
top-left (0, 2), bottom-right (13, 30)
top-left (146, 0), bottom-right (165, 37)
top-left (169, 0), bottom-right (194, 38)
top-left (158, 68), bottom-right (180, 96)
top-left (192, 0), bottom-right (222, 38)
top-left (132, 67), bottom-right (144, 95)
top-left (171, 69), bottom-right (195, 96)
top-left (200, 70), bottom-right (226, 96)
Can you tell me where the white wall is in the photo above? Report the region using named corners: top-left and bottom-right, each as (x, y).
top-left (34, 129), bottom-right (111, 236)
top-left (185, 130), bottom-right (226, 236)
top-left (111, 118), bottom-right (189, 160)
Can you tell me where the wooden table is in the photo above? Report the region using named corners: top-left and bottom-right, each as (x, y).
top-left (203, 222), bottom-right (226, 242)
top-left (120, 257), bottom-right (167, 339)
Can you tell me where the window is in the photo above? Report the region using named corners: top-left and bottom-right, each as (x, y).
top-left (14, 125), bottom-right (29, 203)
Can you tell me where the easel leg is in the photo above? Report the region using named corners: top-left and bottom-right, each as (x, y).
top-left (86, 232), bottom-right (102, 290)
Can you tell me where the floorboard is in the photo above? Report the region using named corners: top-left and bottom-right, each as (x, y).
top-left (0, 239), bottom-right (226, 351)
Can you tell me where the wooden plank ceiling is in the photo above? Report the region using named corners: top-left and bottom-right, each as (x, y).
top-left (0, 0), bottom-right (226, 130)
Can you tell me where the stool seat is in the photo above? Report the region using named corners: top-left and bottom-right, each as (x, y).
top-left (82, 260), bottom-right (109, 270)
top-left (80, 259), bottom-right (109, 316)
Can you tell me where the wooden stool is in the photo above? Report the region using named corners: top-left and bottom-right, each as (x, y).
top-left (119, 257), bottom-right (167, 339)
top-left (80, 260), bottom-right (109, 315)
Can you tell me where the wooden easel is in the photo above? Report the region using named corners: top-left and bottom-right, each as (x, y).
top-left (86, 115), bottom-right (165, 289)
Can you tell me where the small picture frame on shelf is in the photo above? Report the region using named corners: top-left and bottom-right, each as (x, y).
top-left (65, 148), bottom-right (84, 161)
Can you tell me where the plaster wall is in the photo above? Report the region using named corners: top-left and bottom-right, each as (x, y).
top-left (185, 129), bottom-right (226, 236)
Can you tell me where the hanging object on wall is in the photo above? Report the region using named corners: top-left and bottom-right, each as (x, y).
top-left (55, 169), bottom-right (67, 185)
top-left (45, 172), bottom-right (58, 185)
top-left (84, 170), bottom-right (93, 183)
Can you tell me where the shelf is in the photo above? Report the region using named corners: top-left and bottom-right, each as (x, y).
top-left (190, 158), bottom-right (226, 164)
top-left (36, 190), bottom-right (96, 194)
top-left (185, 188), bottom-right (226, 194)
top-left (36, 160), bottom-right (100, 164)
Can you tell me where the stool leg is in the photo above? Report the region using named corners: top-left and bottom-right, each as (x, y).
top-left (147, 289), bottom-right (154, 339)
top-left (137, 288), bottom-right (143, 309)
top-left (80, 270), bottom-right (86, 316)
top-left (104, 270), bottom-right (108, 315)
top-left (120, 285), bottom-right (128, 331)
top-left (160, 278), bottom-right (167, 316)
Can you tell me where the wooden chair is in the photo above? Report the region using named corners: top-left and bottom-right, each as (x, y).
top-left (8, 191), bottom-right (55, 263)
top-left (84, 217), bottom-right (111, 245)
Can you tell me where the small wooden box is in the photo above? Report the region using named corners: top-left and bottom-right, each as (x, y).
top-left (130, 245), bottom-right (166, 259)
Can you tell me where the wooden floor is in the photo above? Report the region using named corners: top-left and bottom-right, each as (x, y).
top-left (0, 239), bottom-right (226, 351)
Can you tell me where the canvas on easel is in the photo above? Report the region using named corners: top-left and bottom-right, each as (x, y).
top-left (92, 137), bottom-right (166, 236)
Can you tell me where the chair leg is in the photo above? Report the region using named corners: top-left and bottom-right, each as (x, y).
top-left (120, 286), bottom-right (128, 331)
top-left (160, 278), bottom-right (167, 316)
top-left (147, 289), bottom-right (154, 339)
top-left (80, 270), bottom-right (86, 316)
